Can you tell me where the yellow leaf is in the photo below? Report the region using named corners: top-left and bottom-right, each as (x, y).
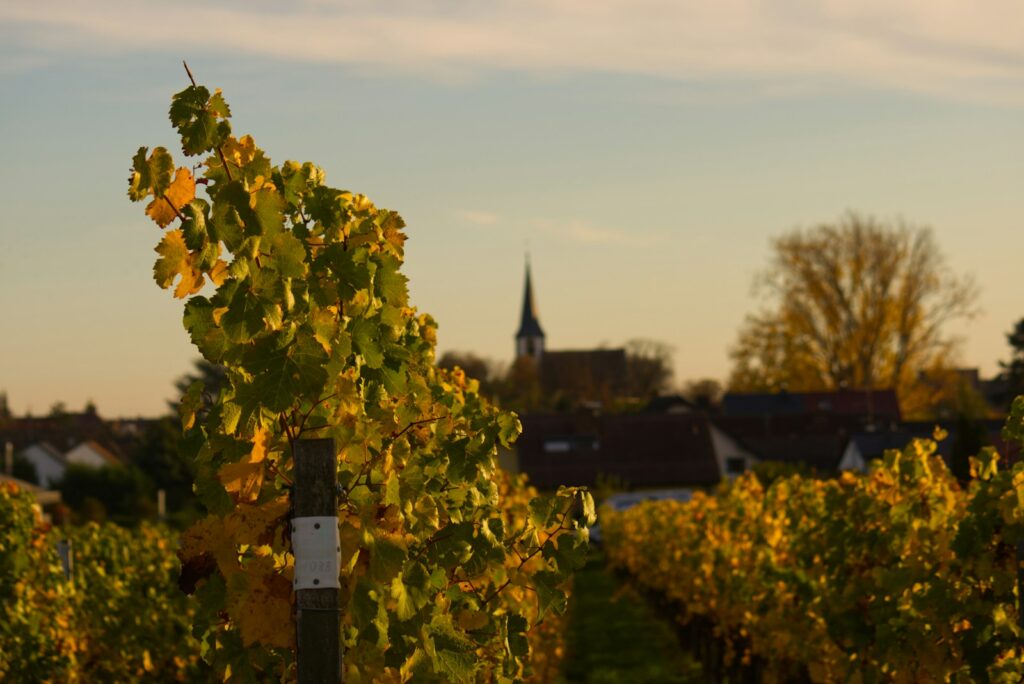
top-left (229, 555), bottom-right (295, 649)
top-left (154, 229), bottom-right (204, 298)
top-left (179, 514), bottom-right (240, 579)
top-left (456, 609), bottom-right (489, 631)
top-left (233, 497), bottom-right (290, 547)
top-left (221, 134), bottom-right (257, 168)
top-left (209, 259), bottom-right (229, 286)
top-left (218, 427), bottom-right (269, 503)
top-left (145, 167), bottom-right (195, 228)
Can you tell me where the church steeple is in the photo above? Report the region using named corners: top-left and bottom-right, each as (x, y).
top-left (515, 257), bottom-right (545, 361)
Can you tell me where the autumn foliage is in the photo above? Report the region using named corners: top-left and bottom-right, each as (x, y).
top-left (0, 483), bottom-right (205, 682)
top-left (128, 75), bottom-right (592, 681)
top-left (603, 400), bottom-right (1024, 682)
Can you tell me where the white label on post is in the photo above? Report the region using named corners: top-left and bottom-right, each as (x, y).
top-left (292, 516), bottom-right (341, 590)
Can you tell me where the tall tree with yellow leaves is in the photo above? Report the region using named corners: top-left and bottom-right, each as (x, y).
top-left (728, 212), bottom-right (977, 417)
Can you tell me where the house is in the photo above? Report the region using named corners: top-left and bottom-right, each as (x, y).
top-left (15, 440), bottom-right (122, 489)
top-left (712, 389), bottom-right (902, 473)
top-left (841, 419), bottom-right (1020, 473)
top-left (18, 442), bottom-right (66, 488)
top-left (65, 440), bottom-right (121, 468)
top-left (515, 411), bottom-right (757, 490)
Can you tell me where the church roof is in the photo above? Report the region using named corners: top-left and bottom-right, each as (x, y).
top-left (516, 263), bottom-right (545, 339)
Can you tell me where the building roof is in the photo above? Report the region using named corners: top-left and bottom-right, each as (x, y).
top-left (0, 412), bottom-right (122, 454)
top-left (516, 411), bottom-right (722, 490)
top-left (69, 440), bottom-right (122, 467)
top-left (712, 412), bottom-right (865, 473)
top-left (723, 389), bottom-right (901, 423)
top-left (515, 262), bottom-right (545, 340)
top-left (19, 441), bottom-right (66, 464)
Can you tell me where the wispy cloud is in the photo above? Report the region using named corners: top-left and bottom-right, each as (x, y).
top-left (2, 0), bottom-right (1023, 104)
top-left (457, 209), bottom-right (500, 227)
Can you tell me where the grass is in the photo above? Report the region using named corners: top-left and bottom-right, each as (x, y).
top-left (560, 552), bottom-right (702, 683)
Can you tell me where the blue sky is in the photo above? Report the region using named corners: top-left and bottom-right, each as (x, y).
top-left (1, 1), bottom-right (1022, 416)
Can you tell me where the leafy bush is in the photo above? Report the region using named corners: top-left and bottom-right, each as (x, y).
top-left (0, 482), bottom-right (206, 682)
top-left (604, 407), bottom-right (1024, 681)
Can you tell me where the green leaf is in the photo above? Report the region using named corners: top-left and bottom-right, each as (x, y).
top-left (505, 614), bottom-right (529, 658)
top-left (128, 146), bottom-right (174, 201)
top-left (264, 231), bottom-right (307, 278)
top-left (215, 181), bottom-right (284, 240)
top-left (497, 412), bottom-right (521, 448)
top-left (375, 254), bottom-right (408, 306)
top-left (179, 380), bottom-right (204, 430)
top-left (428, 615), bottom-right (478, 682)
top-left (390, 576), bottom-right (417, 621)
top-left (384, 471), bottom-right (401, 507)
top-left (351, 318), bottom-right (384, 369)
top-left (236, 334), bottom-right (328, 414)
top-left (183, 297), bottom-right (229, 362)
top-left (369, 532), bottom-right (407, 584)
top-left (571, 490), bottom-right (597, 528)
top-left (220, 278), bottom-right (281, 343)
top-left (181, 200), bottom-right (211, 250)
top-left (169, 85), bottom-right (232, 156)
top-left (528, 496), bottom-right (559, 530)
top-left (321, 244), bottom-right (374, 298)
top-left (532, 570), bottom-right (567, 618)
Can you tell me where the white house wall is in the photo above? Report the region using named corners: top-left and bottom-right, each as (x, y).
top-left (64, 443), bottom-right (110, 468)
top-left (19, 444), bottom-right (65, 488)
top-left (709, 426), bottom-right (757, 479)
top-left (838, 443), bottom-right (867, 472)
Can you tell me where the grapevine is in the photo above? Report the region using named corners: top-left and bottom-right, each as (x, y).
top-left (603, 410), bottom-right (1024, 682)
top-left (127, 66), bottom-right (594, 682)
top-left (0, 482), bottom-right (205, 682)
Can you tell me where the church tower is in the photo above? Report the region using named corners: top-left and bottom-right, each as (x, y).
top-left (515, 259), bottom-right (545, 362)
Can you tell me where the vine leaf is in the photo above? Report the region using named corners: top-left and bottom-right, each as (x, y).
top-left (218, 427), bottom-right (269, 503)
top-left (229, 556), bottom-right (294, 649)
top-left (153, 229), bottom-right (204, 298)
top-left (145, 167), bottom-right (196, 228)
top-left (128, 146), bottom-right (174, 201)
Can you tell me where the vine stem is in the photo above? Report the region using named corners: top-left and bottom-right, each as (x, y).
top-left (182, 60), bottom-right (233, 183)
top-left (483, 505), bottom-right (571, 605)
top-left (162, 194), bottom-right (185, 222)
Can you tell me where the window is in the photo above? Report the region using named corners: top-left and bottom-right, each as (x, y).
top-left (543, 435), bottom-right (600, 454)
top-left (725, 457), bottom-right (746, 475)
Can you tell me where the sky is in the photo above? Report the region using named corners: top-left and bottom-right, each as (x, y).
top-left (1, 1), bottom-right (1022, 417)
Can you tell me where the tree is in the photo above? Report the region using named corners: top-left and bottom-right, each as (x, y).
top-left (996, 318), bottom-right (1024, 409)
top-left (682, 378), bottom-right (723, 409)
top-left (624, 338), bottom-right (674, 398)
top-left (169, 358), bottom-right (227, 413)
top-left (728, 213), bottom-right (977, 417)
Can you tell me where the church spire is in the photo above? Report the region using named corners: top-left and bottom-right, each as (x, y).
top-left (515, 257), bottom-right (545, 361)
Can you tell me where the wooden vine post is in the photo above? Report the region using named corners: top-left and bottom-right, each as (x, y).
top-left (292, 438), bottom-right (342, 683)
